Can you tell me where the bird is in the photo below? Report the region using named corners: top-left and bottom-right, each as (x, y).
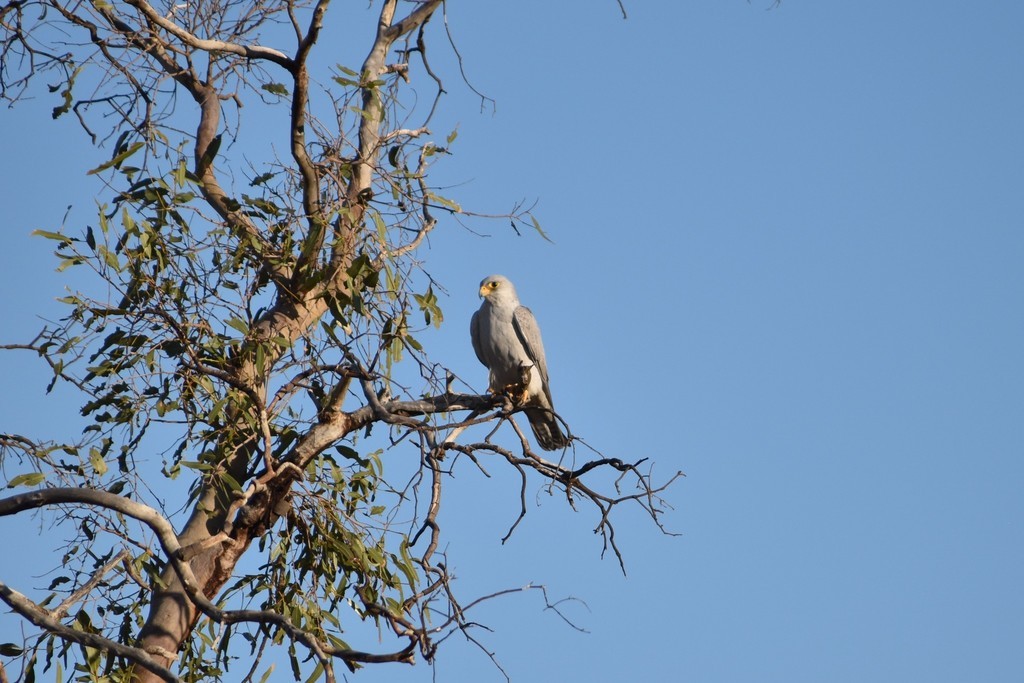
top-left (470, 274), bottom-right (570, 451)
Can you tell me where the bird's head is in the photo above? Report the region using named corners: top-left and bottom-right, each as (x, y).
top-left (478, 274), bottom-right (516, 301)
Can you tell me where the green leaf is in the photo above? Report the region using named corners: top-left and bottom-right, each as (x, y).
top-left (251, 172), bottom-right (276, 186)
top-left (89, 448), bottom-right (109, 476)
top-left (100, 245), bottom-right (121, 271)
top-left (56, 255), bottom-right (85, 272)
top-left (413, 286), bottom-right (444, 328)
top-left (87, 141), bottom-right (145, 175)
top-left (529, 214), bottom-right (553, 243)
top-left (121, 207), bottom-right (136, 233)
top-left (243, 195), bottom-right (280, 216)
top-left (7, 472), bottom-right (46, 488)
top-left (51, 66), bottom-right (82, 120)
top-left (371, 211), bottom-right (387, 242)
top-left (261, 82), bottom-right (289, 97)
top-left (304, 662), bottom-right (324, 683)
top-left (48, 576), bottom-right (71, 590)
top-left (346, 105), bottom-right (372, 121)
top-left (427, 191), bottom-right (461, 214)
top-left (173, 157), bottom-right (188, 187)
top-left (221, 471), bottom-right (242, 492)
top-left (31, 229), bottom-right (73, 244)
top-left (225, 317), bottom-right (249, 335)
top-left (332, 76), bottom-right (360, 88)
top-left (0, 643), bottom-right (23, 657)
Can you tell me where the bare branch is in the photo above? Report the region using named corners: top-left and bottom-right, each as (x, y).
top-left (122, 0), bottom-right (292, 66)
top-left (0, 581), bottom-right (179, 683)
top-left (51, 548), bottom-right (132, 620)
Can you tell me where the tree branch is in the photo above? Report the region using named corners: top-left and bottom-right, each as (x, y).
top-left (0, 488), bottom-right (425, 676)
top-left (0, 581), bottom-right (179, 683)
top-left (122, 0), bottom-right (293, 67)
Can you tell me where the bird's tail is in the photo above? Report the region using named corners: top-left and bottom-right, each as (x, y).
top-left (524, 408), bottom-right (570, 451)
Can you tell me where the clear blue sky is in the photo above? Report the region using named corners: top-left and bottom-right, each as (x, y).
top-left (2, 1), bottom-right (1023, 681)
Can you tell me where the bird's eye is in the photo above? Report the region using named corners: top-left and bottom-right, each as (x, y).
top-left (489, 281), bottom-right (499, 289)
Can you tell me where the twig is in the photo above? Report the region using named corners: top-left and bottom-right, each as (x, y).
top-left (51, 548), bottom-right (131, 620)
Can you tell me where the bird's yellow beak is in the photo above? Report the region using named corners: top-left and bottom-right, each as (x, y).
top-left (478, 284), bottom-right (489, 298)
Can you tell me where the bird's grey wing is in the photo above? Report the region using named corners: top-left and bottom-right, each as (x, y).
top-left (470, 309), bottom-right (489, 367)
top-left (512, 306), bottom-right (550, 386)
top-left (513, 306), bottom-right (568, 450)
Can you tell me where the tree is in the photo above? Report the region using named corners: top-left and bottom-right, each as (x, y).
top-left (0, 1), bottom-right (680, 681)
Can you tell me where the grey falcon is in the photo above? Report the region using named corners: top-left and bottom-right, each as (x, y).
top-left (470, 274), bottom-right (570, 451)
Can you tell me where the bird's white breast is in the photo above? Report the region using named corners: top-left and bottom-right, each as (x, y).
top-left (478, 301), bottom-right (534, 389)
